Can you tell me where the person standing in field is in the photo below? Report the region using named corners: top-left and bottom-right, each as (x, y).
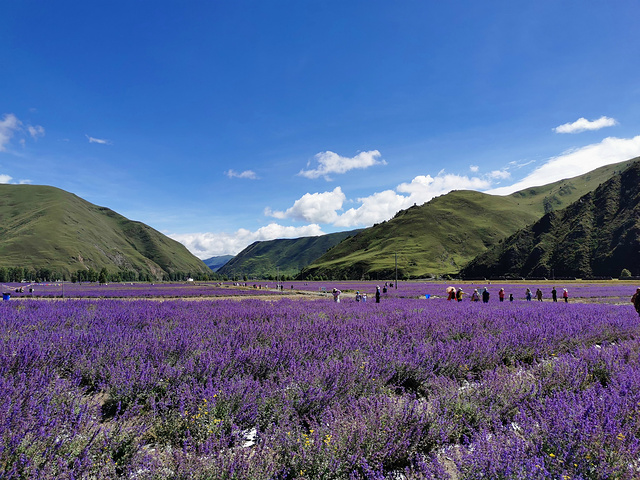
top-left (631, 287), bottom-right (640, 317)
top-left (563, 288), bottom-right (569, 303)
top-left (332, 288), bottom-right (341, 303)
top-left (471, 289), bottom-right (479, 302)
top-left (499, 288), bottom-right (505, 302)
top-left (525, 288), bottom-right (532, 301)
top-left (375, 285), bottom-right (381, 303)
top-left (551, 287), bottom-right (557, 302)
top-left (536, 288), bottom-right (543, 301)
top-left (456, 288), bottom-right (465, 302)
top-left (482, 287), bottom-right (490, 303)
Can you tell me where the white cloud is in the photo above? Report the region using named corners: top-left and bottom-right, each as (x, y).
top-left (470, 165), bottom-right (479, 172)
top-left (333, 173), bottom-right (493, 228)
top-left (86, 135), bottom-right (112, 145)
top-left (487, 169), bottom-right (511, 180)
top-left (0, 173), bottom-right (32, 184)
top-left (554, 116), bottom-right (618, 134)
top-left (28, 125), bottom-right (45, 139)
top-left (170, 223), bottom-right (325, 258)
top-left (0, 113), bottom-right (46, 151)
top-left (298, 150), bottom-right (386, 180)
top-left (265, 187), bottom-right (346, 223)
top-left (266, 172), bottom-right (494, 230)
top-left (0, 113), bottom-right (21, 151)
top-left (225, 169), bottom-right (258, 179)
top-left (488, 135), bottom-right (640, 195)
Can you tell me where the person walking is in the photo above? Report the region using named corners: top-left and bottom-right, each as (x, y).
top-left (563, 288), bottom-right (569, 303)
top-left (332, 288), bottom-right (341, 303)
top-left (632, 287), bottom-right (640, 317)
top-left (551, 287), bottom-right (557, 302)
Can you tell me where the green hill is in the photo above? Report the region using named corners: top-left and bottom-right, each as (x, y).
top-left (0, 184), bottom-right (211, 280)
top-left (298, 158), bottom-right (637, 280)
top-left (218, 229), bottom-right (362, 279)
top-left (203, 255), bottom-right (234, 272)
top-left (460, 160), bottom-right (640, 279)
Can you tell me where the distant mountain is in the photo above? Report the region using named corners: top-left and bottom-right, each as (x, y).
top-left (459, 160), bottom-right (640, 279)
top-left (218, 229), bottom-right (363, 279)
top-left (0, 184), bottom-right (212, 280)
top-left (298, 159), bottom-right (637, 280)
top-left (203, 255), bottom-right (234, 272)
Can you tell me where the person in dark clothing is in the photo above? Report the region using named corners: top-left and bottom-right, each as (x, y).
top-left (632, 287), bottom-right (640, 317)
top-left (551, 287), bottom-right (557, 302)
top-left (375, 286), bottom-right (381, 303)
top-left (482, 287), bottom-right (490, 303)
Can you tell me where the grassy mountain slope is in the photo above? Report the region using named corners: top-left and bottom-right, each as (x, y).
top-left (218, 229), bottom-right (363, 279)
top-left (298, 159), bottom-right (637, 279)
top-left (0, 184), bottom-right (211, 279)
top-left (460, 160), bottom-right (640, 279)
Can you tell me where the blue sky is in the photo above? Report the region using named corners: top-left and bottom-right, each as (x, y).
top-left (2, 1), bottom-right (640, 259)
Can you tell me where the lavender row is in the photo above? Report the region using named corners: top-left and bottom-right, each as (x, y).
top-left (1, 298), bottom-right (639, 478)
top-left (1, 282), bottom-right (283, 298)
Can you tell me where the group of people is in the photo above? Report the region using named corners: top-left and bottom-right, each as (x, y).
top-left (333, 285), bottom-right (383, 303)
top-left (447, 286), bottom-right (569, 303)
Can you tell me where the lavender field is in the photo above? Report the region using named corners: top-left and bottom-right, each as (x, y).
top-left (2, 287), bottom-right (640, 479)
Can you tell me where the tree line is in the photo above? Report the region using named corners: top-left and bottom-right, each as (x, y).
top-left (0, 266), bottom-right (220, 284)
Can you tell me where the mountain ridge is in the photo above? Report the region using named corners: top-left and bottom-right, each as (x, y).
top-left (459, 160), bottom-right (640, 279)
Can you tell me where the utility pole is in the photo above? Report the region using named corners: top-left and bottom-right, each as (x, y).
top-left (395, 252), bottom-right (398, 289)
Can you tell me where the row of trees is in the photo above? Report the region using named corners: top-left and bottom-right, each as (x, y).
top-left (0, 267), bottom-right (64, 283)
top-left (1, 266), bottom-right (220, 284)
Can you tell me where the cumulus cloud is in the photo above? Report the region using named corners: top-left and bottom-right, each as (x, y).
top-left (554, 116), bottom-right (618, 134)
top-left (470, 165), bottom-right (479, 172)
top-left (86, 135), bottom-right (112, 145)
top-left (28, 125), bottom-right (45, 140)
top-left (225, 169), bottom-right (258, 179)
top-left (298, 150), bottom-right (386, 180)
top-left (0, 113), bottom-right (45, 151)
top-left (265, 187), bottom-right (346, 223)
top-left (266, 173), bottom-right (495, 229)
top-left (170, 223), bottom-right (325, 258)
top-left (333, 173), bottom-right (493, 228)
top-left (488, 135), bottom-right (640, 195)
top-left (0, 173), bottom-right (30, 184)
top-left (0, 114), bottom-right (21, 151)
